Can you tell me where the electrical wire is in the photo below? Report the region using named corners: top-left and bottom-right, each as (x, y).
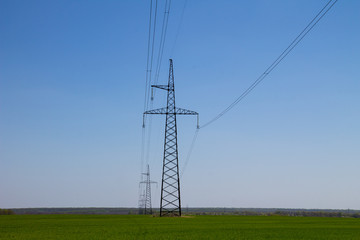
top-left (153, 0), bottom-right (172, 98)
top-left (141, 0), bottom-right (155, 173)
top-left (170, 0), bottom-right (188, 58)
top-left (144, 104), bottom-right (154, 167)
top-left (200, 0), bottom-right (338, 129)
top-left (142, 0), bottom-right (173, 175)
top-left (145, 0), bottom-right (158, 111)
top-left (180, 128), bottom-right (199, 178)
top-left (144, 0), bottom-right (158, 167)
top-left (181, 0), bottom-right (338, 177)
top-left (143, 0), bottom-right (153, 116)
top-left (140, 126), bottom-right (146, 173)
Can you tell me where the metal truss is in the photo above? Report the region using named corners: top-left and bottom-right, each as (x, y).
top-left (144, 107), bottom-right (198, 116)
top-left (144, 59), bottom-right (198, 216)
top-left (139, 164), bottom-right (157, 215)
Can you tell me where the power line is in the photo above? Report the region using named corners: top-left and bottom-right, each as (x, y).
top-left (146, 0), bottom-right (158, 111)
top-left (143, 0), bottom-right (154, 115)
top-left (180, 0), bottom-right (338, 177)
top-left (170, 0), bottom-right (188, 58)
top-left (144, 113), bottom-right (153, 166)
top-left (153, 0), bottom-right (172, 98)
top-left (144, 0), bottom-right (158, 167)
top-left (200, 0), bottom-right (338, 129)
top-left (141, 0), bottom-right (155, 173)
top-left (140, 126), bottom-right (146, 173)
top-left (180, 128), bottom-right (199, 179)
top-left (142, 0), bottom-right (173, 174)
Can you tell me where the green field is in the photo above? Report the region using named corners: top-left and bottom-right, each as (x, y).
top-left (1, 215), bottom-right (360, 239)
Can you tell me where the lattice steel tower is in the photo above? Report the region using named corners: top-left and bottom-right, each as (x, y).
top-left (139, 164), bottom-right (157, 215)
top-left (144, 59), bottom-right (198, 216)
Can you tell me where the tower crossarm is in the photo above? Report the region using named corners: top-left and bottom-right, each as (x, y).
top-left (144, 107), bottom-right (168, 115)
top-left (144, 107), bottom-right (198, 115)
top-left (151, 85), bottom-right (170, 91)
top-left (144, 107), bottom-right (199, 128)
top-left (175, 107), bottom-right (198, 115)
top-left (140, 181), bottom-right (157, 184)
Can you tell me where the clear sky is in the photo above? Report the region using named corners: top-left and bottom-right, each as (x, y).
top-left (1, 0), bottom-right (359, 209)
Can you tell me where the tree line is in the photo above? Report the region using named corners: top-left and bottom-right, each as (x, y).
top-left (0, 209), bottom-right (15, 215)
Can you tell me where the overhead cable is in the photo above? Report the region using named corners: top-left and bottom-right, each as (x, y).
top-left (170, 0), bottom-right (188, 57)
top-left (141, 0), bottom-right (155, 173)
top-left (143, 0), bottom-right (154, 115)
top-left (145, 0), bottom-right (158, 111)
top-left (180, 128), bottom-right (200, 179)
top-left (200, 0), bottom-right (338, 129)
top-left (153, 0), bottom-right (172, 96)
top-left (144, 0), bottom-right (158, 166)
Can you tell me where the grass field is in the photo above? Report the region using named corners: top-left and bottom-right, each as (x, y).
top-left (1, 215), bottom-right (360, 239)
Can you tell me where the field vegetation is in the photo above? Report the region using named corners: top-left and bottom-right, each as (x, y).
top-left (1, 215), bottom-right (360, 239)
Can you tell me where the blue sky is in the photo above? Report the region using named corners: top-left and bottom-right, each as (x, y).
top-left (1, 0), bottom-right (359, 209)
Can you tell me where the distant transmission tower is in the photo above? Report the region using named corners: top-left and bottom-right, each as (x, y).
top-left (139, 164), bottom-right (157, 215)
top-left (138, 189), bottom-right (145, 215)
top-left (144, 59), bottom-right (199, 216)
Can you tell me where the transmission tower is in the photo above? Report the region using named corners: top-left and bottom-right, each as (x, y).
top-left (138, 190), bottom-right (145, 215)
top-left (144, 59), bottom-right (199, 216)
top-left (139, 164), bottom-right (157, 215)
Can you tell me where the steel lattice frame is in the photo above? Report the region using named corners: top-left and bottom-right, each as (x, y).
top-left (144, 59), bottom-right (198, 216)
top-left (139, 164), bottom-right (156, 215)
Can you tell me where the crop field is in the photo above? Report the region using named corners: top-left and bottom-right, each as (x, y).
top-left (1, 215), bottom-right (360, 240)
